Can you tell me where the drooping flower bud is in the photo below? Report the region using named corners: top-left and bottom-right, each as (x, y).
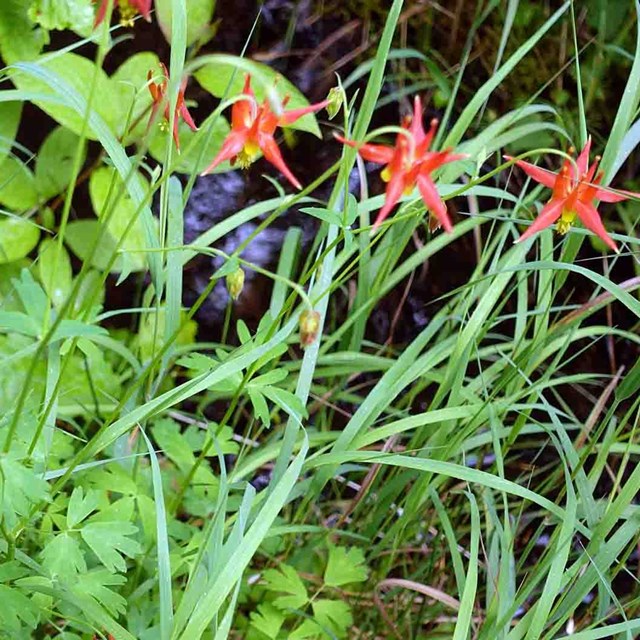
top-left (299, 309), bottom-right (321, 347)
top-left (226, 267), bottom-right (245, 301)
top-left (326, 87), bottom-right (343, 120)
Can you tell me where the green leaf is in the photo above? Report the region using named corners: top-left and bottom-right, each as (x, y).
top-left (289, 619), bottom-right (324, 640)
top-left (0, 156), bottom-right (39, 211)
top-left (0, 102), bottom-right (23, 162)
top-left (109, 52), bottom-right (161, 141)
top-left (248, 388), bottom-right (271, 427)
top-left (148, 110), bottom-right (230, 174)
top-left (0, 217), bottom-right (40, 264)
top-left (89, 166), bottom-right (152, 273)
top-left (617, 356), bottom-right (640, 402)
top-left (324, 545), bottom-right (368, 587)
top-left (80, 521), bottom-right (141, 573)
top-left (74, 569), bottom-right (127, 616)
top-left (0, 0), bottom-right (47, 65)
top-left (194, 55), bottom-right (322, 136)
top-left (38, 238), bottom-right (72, 309)
top-left (35, 126), bottom-right (86, 200)
top-left (151, 418), bottom-right (196, 473)
top-left (155, 0), bottom-right (216, 47)
top-left (64, 219), bottom-right (120, 272)
top-left (136, 306), bottom-right (197, 362)
top-left (12, 52), bottom-right (112, 140)
top-left (41, 532), bottom-right (87, 579)
top-left (263, 563), bottom-right (308, 610)
top-left (0, 455), bottom-right (50, 528)
top-left (249, 603), bottom-right (285, 639)
top-left (67, 486), bottom-right (100, 528)
top-left (28, 0), bottom-right (94, 32)
top-left (260, 386), bottom-right (307, 425)
top-left (0, 584), bottom-right (39, 633)
top-left (312, 599), bottom-right (353, 638)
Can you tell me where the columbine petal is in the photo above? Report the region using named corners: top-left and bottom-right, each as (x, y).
top-left (259, 133), bottom-right (302, 189)
top-left (334, 135), bottom-right (395, 164)
top-left (201, 131), bottom-right (248, 175)
top-left (179, 101), bottom-right (198, 132)
top-left (505, 156), bottom-right (557, 189)
top-left (94, 0), bottom-right (112, 26)
top-left (133, 0), bottom-right (153, 21)
top-left (516, 199), bottom-right (564, 243)
top-left (575, 201), bottom-right (618, 252)
top-left (410, 96), bottom-right (426, 141)
top-left (575, 137), bottom-right (592, 177)
top-left (278, 100), bottom-right (329, 126)
top-left (417, 173), bottom-right (452, 232)
top-left (373, 172), bottom-right (405, 230)
top-left (595, 187), bottom-right (639, 203)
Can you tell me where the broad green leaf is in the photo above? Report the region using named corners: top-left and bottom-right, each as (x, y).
top-left (312, 599), bottom-right (353, 638)
top-left (109, 52), bottom-right (161, 141)
top-left (28, 0), bottom-right (94, 32)
top-left (64, 219), bottom-right (120, 272)
top-left (67, 486), bottom-right (100, 528)
top-left (194, 55), bottom-right (322, 136)
top-left (80, 521), bottom-right (141, 573)
top-left (0, 217), bottom-right (40, 264)
top-left (0, 0), bottom-right (47, 65)
top-left (155, 0), bottom-right (216, 47)
top-left (89, 166), bottom-right (152, 272)
top-left (263, 563), bottom-right (308, 610)
top-left (0, 156), bottom-right (39, 211)
top-left (0, 585), bottom-right (39, 633)
top-left (249, 603), bottom-right (284, 639)
top-left (136, 306), bottom-right (197, 362)
top-left (148, 110), bottom-right (230, 174)
top-left (35, 126), bottom-right (86, 200)
top-left (0, 102), bottom-right (23, 162)
top-left (74, 569), bottom-right (127, 616)
top-left (38, 238), bottom-right (72, 308)
top-left (12, 52), bottom-right (112, 140)
top-left (290, 619), bottom-right (324, 640)
top-left (151, 418), bottom-right (196, 473)
top-left (41, 532), bottom-right (87, 579)
top-left (324, 544), bottom-right (368, 587)
top-left (0, 455), bottom-right (50, 528)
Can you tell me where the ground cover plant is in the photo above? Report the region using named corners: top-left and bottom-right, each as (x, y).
top-left (1, 0), bottom-right (640, 638)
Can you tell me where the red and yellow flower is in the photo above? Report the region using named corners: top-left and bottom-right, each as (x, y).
top-left (202, 74), bottom-right (329, 189)
top-left (94, 0), bottom-right (152, 28)
top-left (147, 63), bottom-right (198, 152)
top-left (507, 138), bottom-right (638, 252)
top-left (336, 96), bottom-right (465, 231)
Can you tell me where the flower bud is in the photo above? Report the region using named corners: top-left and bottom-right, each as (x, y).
top-left (326, 87), bottom-right (343, 120)
top-left (226, 267), bottom-right (245, 301)
top-left (299, 309), bottom-right (321, 347)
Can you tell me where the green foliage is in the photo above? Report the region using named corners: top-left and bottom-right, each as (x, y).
top-left (1, 0), bottom-right (640, 637)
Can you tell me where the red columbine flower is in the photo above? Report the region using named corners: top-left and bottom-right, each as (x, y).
top-left (147, 63), bottom-right (198, 151)
top-left (94, 0), bottom-right (152, 28)
top-left (335, 97), bottom-right (465, 231)
top-left (507, 138), bottom-right (638, 252)
top-left (201, 74), bottom-right (329, 189)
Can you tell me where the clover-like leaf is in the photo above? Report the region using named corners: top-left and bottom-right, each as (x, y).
top-left (263, 563), bottom-right (308, 610)
top-left (80, 521), bottom-right (141, 573)
top-left (324, 544), bottom-right (368, 587)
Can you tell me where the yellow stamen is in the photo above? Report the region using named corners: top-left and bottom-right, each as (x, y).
top-left (118, 0), bottom-right (138, 27)
top-left (556, 208), bottom-right (576, 235)
top-left (381, 167), bottom-right (392, 183)
top-left (236, 140), bottom-right (260, 169)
